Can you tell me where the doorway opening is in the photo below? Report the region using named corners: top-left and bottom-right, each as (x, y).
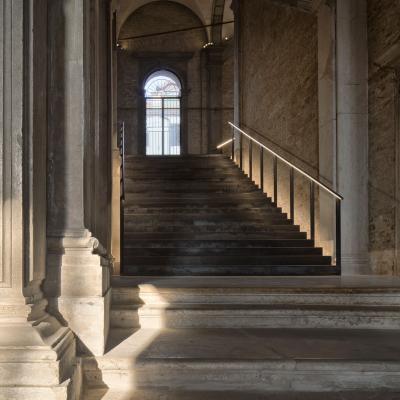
top-left (144, 70), bottom-right (182, 155)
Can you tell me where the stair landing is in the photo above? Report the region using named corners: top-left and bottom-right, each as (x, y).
top-left (83, 276), bottom-right (400, 398)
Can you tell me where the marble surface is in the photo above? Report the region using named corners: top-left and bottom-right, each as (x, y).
top-left (85, 389), bottom-right (400, 400)
top-left (105, 328), bottom-right (400, 362)
top-left (112, 275), bottom-right (400, 291)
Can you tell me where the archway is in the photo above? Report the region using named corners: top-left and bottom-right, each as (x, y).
top-left (144, 70), bottom-right (182, 155)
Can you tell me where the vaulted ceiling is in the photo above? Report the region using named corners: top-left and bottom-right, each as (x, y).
top-left (114, 0), bottom-right (318, 42)
top-left (115, 0), bottom-right (234, 41)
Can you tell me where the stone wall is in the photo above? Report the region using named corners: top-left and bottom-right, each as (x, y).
top-left (239, 0), bottom-right (319, 237)
top-left (117, 1), bottom-right (233, 155)
top-left (222, 40), bottom-right (234, 142)
top-left (367, 0), bottom-right (400, 274)
top-left (118, 1), bottom-right (208, 154)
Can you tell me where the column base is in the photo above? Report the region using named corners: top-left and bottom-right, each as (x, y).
top-left (46, 230), bottom-right (112, 356)
top-left (341, 254), bottom-right (371, 275)
top-left (0, 300), bottom-right (80, 400)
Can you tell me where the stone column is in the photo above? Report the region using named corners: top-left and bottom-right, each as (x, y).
top-left (45, 0), bottom-right (112, 356)
top-left (317, 0), bottom-right (337, 256)
top-left (205, 45), bottom-right (224, 151)
top-left (336, 0), bottom-right (370, 274)
top-left (231, 0), bottom-right (241, 162)
top-left (0, 1), bottom-right (79, 398)
top-left (231, 0), bottom-right (241, 127)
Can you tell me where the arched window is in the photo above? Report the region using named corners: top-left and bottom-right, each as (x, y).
top-left (144, 70), bottom-right (181, 155)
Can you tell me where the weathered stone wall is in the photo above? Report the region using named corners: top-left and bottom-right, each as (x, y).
top-left (117, 1), bottom-right (233, 155)
top-left (239, 0), bottom-right (319, 237)
top-left (222, 40), bottom-right (234, 142)
top-left (367, 0), bottom-right (400, 274)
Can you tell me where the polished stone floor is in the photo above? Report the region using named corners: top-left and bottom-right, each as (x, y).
top-left (112, 275), bottom-right (400, 290)
top-left (85, 388), bottom-right (400, 400)
top-left (106, 327), bottom-right (400, 361)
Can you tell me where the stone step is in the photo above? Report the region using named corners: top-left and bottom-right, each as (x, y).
top-left (110, 304), bottom-right (400, 330)
top-left (124, 159), bottom-right (239, 166)
top-left (125, 192), bottom-right (268, 200)
top-left (125, 198), bottom-right (273, 208)
top-left (111, 276), bottom-right (400, 307)
top-left (125, 182), bottom-right (258, 194)
top-left (125, 176), bottom-right (251, 184)
top-left (121, 265), bottom-right (338, 276)
top-left (124, 170), bottom-right (246, 179)
top-left (111, 277), bottom-right (400, 329)
top-left (124, 198), bottom-right (272, 208)
top-left (83, 388), bottom-right (400, 400)
top-left (124, 223), bottom-right (300, 233)
top-left (0, 386), bottom-right (69, 400)
top-left (124, 214), bottom-right (289, 225)
top-left (123, 247), bottom-right (323, 257)
top-left (122, 238), bottom-right (315, 248)
top-left (123, 207), bottom-right (284, 215)
top-left (123, 255), bottom-right (331, 266)
top-left (124, 222), bottom-right (297, 233)
top-left (125, 156), bottom-right (234, 168)
top-left (83, 328), bottom-right (400, 392)
top-left (123, 232), bottom-right (309, 240)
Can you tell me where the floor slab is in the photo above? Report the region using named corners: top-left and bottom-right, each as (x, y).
top-left (112, 275), bottom-right (400, 292)
top-left (105, 328), bottom-right (400, 362)
top-left (84, 388), bottom-right (400, 400)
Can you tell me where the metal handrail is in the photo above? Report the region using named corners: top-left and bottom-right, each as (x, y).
top-left (118, 122), bottom-right (125, 271)
top-left (217, 121), bottom-right (342, 270)
top-left (226, 122), bottom-right (343, 200)
top-left (119, 122), bottom-right (126, 202)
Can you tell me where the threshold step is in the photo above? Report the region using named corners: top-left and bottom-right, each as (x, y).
top-left (83, 328), bottom-right (400, 392)
top-left (83, 388), bottom-right (400, 400)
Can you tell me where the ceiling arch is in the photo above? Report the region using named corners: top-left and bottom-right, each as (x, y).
top-left (116, 0), bottom-right (213, 36)
top-left (115, 0), bottom-right (236, 43)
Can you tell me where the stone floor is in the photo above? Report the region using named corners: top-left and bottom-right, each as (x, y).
top-left (84, 389), bottom-right (400, 400)
top-left (112, 275), bottom-right (400, 290)
top-left (83, 276), bottom-right (400, 399)
top-left (105, 327), bottom-right (400, 361)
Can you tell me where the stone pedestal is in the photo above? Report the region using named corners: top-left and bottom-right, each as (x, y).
top-left (0, 300), bottom-right (80, 400)
top-left (46, 231), bottom-right (112, 357)
top-left (0, 1), bottom-right (80, 398)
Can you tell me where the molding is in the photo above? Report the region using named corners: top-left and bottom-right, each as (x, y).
top-left (130, 51), bottom-right (195, 60)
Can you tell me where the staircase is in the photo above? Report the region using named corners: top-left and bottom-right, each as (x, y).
top-left (83, 276), bottom-right (400, 399)
top-left (81, 154), bottom-right (400, 399)
top-left (121, 154), bottom-right (338, 276)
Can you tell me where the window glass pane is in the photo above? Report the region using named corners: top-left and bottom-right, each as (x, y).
top-left (145, 71), bottom-right (181, 155)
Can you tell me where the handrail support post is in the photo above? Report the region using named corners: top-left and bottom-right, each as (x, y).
top-left (260, 147), bottom-right (264, 191)
top-left (290, 167), bottom-right (294, 222)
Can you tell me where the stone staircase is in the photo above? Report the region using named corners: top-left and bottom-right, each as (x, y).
top-left (121, 154), bottom-right (338, 276)
top-left (82, 155), bottom-right (400, 399)
top-left (82, 276), bottom-right (400, 399)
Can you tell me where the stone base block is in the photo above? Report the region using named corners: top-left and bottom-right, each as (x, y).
top-left (0, 313), bottom-right (80, 399)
